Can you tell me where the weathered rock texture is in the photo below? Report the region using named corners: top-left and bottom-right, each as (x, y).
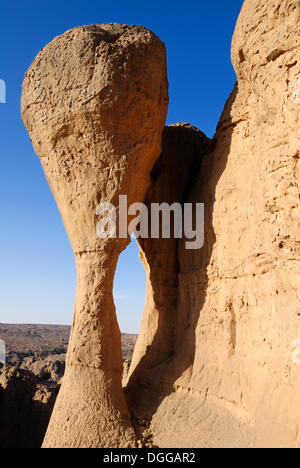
top-left (126, 0), bottom-right (300, 448)
top-left (21, 24), bottom-right (168, 447)
top-left (124, 123), bottom-right (210, 391)
top-left (22, 0), bottom-right (300, 449)
top-left (0, 366), bottom-right (57, 448)
top-left (21, 354), bottom-right (66, 383)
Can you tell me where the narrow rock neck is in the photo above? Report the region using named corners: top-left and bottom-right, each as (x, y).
top-left (42, 246), bottom-right (137, 448)
top-left (67, 249), bottom-right (123, 377)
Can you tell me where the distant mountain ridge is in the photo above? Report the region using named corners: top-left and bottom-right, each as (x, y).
top-left (0, 323), bottom-right (137, 364)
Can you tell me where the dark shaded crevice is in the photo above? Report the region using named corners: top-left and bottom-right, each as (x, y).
top-left (125, 87), bottom-right (238, 442)
top-left (125, 123), bottom-right (211, 411)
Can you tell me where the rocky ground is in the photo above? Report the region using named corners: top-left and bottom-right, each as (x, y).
top-left (0, 324), bottom-right (137, 383)
top-left (0, 324), bottom-right (138, 447)
top-left (0, 365), bottom-right (57, 448)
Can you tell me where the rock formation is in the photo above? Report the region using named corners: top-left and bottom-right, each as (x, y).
top-left (22, 0), bottom-right (300, 449)
top-left (21, 24), bottom-right (168, 448)
top-left (126, 0), bottom-right (300, 448)
top-left (0, 366), bottom-right (56, 448)
top-left (124, 123), bottom-right (210, 392)
top-left (21, 355), bottom-right (66, 383)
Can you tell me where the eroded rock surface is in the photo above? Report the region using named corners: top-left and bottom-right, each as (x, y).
top-left (22, 0), bottom-right (300, 449)
top-left (124, 123), bottom-right (210, 393)
top-left (126, 0), bottom-right (300, 448)
top-left (22, 24), bottom-right (168, 448)
top-left (20, 355), bottom-right (66, 383)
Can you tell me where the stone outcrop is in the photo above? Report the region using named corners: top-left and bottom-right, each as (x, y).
top-left (126, 0), bottom-right (300, 448)
top-left (124, 123), bottom-right (210, 393)
top-left (0, 366), bottom-right (56, 448)
top-left (21, 24), bottom-right (168, 448)
top-left (22, 0), bottom-right (300, 449)
top-left (20, 354), bottom-right (66, 383)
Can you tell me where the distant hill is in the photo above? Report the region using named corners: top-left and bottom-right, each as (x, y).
top-left (0, 323), bottom-right (137, 364)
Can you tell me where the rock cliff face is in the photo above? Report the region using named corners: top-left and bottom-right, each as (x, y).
top-left (22, 24), bottom-right (168, 448)
top-left (127, 0), bottom-right (300, 448)
top-left (124, 123), bottom-right (210, 394)
top-left (22, 0), bottom-right (300, 449)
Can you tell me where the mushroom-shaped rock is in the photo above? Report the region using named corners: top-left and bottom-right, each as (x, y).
top-left (21, 24), bottom-right (168, 448)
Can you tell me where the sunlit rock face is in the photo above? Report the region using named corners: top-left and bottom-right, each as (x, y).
top-left (22, 0), bottom-right (300, 449)
top-left (127, 0), bottom-right (300, 449)
top-left (22, 23), bottom-right (168, 448)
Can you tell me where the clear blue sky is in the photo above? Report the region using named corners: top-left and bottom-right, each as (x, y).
top-left (0, 0), bottom-right (244, 333)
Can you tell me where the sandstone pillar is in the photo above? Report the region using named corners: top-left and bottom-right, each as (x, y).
top-left (21, 24), bottom-right (168, 448)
